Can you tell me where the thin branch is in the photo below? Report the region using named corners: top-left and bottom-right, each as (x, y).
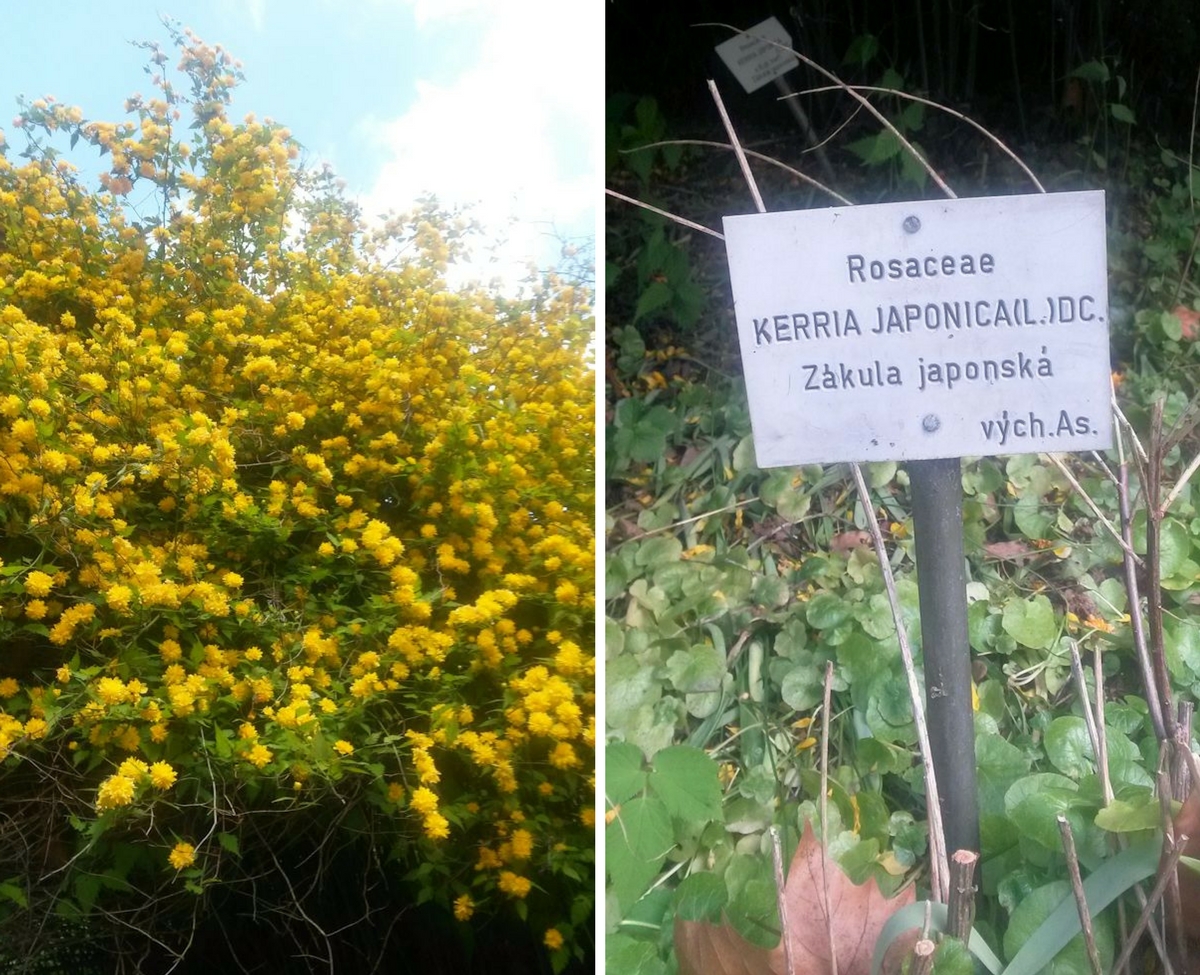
top-left (707, 79), bottom-right (765, 213)
top-left (1115, 419), bottom-right (1166, 741)
top-left (1161, 445), bottom-right (1200, 516)
top-left (819, 661), bottom-right (838, 975)
top-left (850, 462), bottom-right (949, 901)
top-left (1069, 641), bottom-right (1110, 802)
top-left (698, 22), bottom-right (957, 199)
top-left (603, 188), bottom-right (724, 239)
top-left (1057, 816), bottom-right (1105, 975)
top-left (769, 826), bottom-right (797, 975)
top-left (1094, 646), bottom-right (1112, 805)
top-left (785, 84), bottom-right (1045, 192)
top-left (946, 849), bottom-right (978, 941)
top-left (1044, 452), bottom-right (1141, 564)
top-left (622, 138), bottom-right (853, 205)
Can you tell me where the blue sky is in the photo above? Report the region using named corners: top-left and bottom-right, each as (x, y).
top-left (0, 0), bottom-right (600, 293)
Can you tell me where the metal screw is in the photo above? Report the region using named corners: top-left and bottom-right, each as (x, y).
top-left (922, 414), bottom-right (940, 432)
top-left (903, 215), bottom-right (921, 234)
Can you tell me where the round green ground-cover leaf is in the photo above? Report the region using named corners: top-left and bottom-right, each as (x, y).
top-left (648, 745), bottom-right (723, 824)
top-left (779, 653), bottom-right (827, 711)
top-left (1044, 716), bottom-right (1094, 779)
top-left (666, 644), bottom-right (725, 694)
top-left (635, 535), bottom-right (683, 568)
top-left (773, 617), bottom-right (807, 659)
top-left (975, 732), bottom-right (1031, 816)
top-left (1001, 594), bottom-right (1058, 649)
top-left (776, 488), bottom-right (812, 522)
top-left (806, 592), bottom-right (852, 630)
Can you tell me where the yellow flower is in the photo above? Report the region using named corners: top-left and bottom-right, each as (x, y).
top-left (23, 570), bottom-right (54, 598)
top-left (423, 812), bottom-right (450, 840)
top-left (510, 828), bottom-right (533, 860)
top-left (149, 761), bottom-right (177, 789)
top-left (105, 584), bottom-right (134, 614)
top-left (333, 739), bottom-right (354, 756)
top-left (168, 842), bottom-right (195, 870)
top-left (453, 893), bottom-right (474, 921)
top-left (222, 571), bottom-right (244, 588)
top-left (544, 928), bottom-right (564, 951)
top-left (96, 773), bottom-right (137, 811)
top-left (245, 743), bottom-right (273, 768)
top-left (0, 678), bottom-right (18, 698)
top-left (497, 870), bottom-right (532, 898)
top-left (409, 786), bottom-right (438, 816)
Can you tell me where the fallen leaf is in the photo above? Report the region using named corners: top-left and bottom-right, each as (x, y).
top-left (1168, 775), bottom-right (1200, 960)
top-left (830, 531), bottom-right (872, 555)
top-left (982, 540), bottom-right (1034, 561)
top-left (676, 821), bottom-right (917, 975)
top-left (1173, 305), bottom-right (1200, 341)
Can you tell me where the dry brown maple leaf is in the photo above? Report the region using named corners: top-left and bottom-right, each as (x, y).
top-left (676, 821), bottom-right (917, 975)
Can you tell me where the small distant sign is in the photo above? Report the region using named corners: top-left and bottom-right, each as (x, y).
top-left (722, 191), bottom-right (1113, 467)
top-left (715, 17), bottom-right (799, 94)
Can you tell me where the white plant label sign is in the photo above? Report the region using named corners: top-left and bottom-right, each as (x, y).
top-left (714, 17), bottom-right (798, 94)
top-left (722, 191), bottom-right (1113, 467)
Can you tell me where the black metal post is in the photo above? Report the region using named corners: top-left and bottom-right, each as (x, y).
top-left (906, 456), bottom-right (980, 858)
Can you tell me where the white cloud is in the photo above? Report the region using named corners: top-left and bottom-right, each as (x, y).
top-left (360, 0), bottom-right (598, 292)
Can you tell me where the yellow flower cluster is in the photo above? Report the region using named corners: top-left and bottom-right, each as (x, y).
top-left (0, 26), bottom-right (593, 956)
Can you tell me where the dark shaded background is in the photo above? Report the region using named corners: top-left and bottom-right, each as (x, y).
top-left (607, 1), bottom-right (1198, 145)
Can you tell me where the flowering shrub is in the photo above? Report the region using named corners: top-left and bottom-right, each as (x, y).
top-left (0, 25), bottom-right (594, 972)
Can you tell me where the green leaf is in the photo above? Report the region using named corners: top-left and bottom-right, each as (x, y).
top-left (1001, 595), bottom-right (1058, 649)
top-left (673, 871), bottom-right (727, 922)
top-left (780, 655), bottom-right (825, 711)
top-left (1044, 716), bottom-right (1094, 778)
top-left (0, 880), bottom-right (27, 908)
top-left (847, 129), bottom-right (901, 166)
top-left (976, 733), bottom-right (1030, 816)
top-left (217, 831), bottom-right (240, 857)
top-left (634, 536), bottom-right (683, 568)
top-left (1069, 60), bottom-right (1110, 84)
top-left (606, 795), bottom-right (673, 915)
top-left (606, 654), bottom-right (661, 727)
top-left (634, 281), bottom-right (672, 322)
top-left (1094, 797), bottom-right (1161, 832)
top-left (605, 936), bottom-right (667, 975)
top-left (1161, 311), bottom-right (1184, 342)
top-left (648, 745), bottom-right (723, 824)
top-left (1109, 102), bottom-right (1136, 125)
top-left (665, 643), bottom-right (725, 694)
top-left (806, 592), bottom-right (851, 630)
top-left (1004, 881), bottom-right (1113, 975)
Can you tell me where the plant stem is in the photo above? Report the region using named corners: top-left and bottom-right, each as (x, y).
top-left (1114, 814), bottom-right (1188, 975)
top-left (947, 850), bottom-right (978, 941)
top-left (1057, 815), bottom-right (1105, 975)
top-left (911, 939), bottom-right (936, 975)
top-left (769, 826), bottom-right (797, 975)
top-left (850, 462), bottom-right (949, 901)
top-left (1147, 400), bottom-right (1179, 740)
top-left (1115, 420), bottom-right (1166, 741)
top-left (819, 661), bottom-right (838, 975)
